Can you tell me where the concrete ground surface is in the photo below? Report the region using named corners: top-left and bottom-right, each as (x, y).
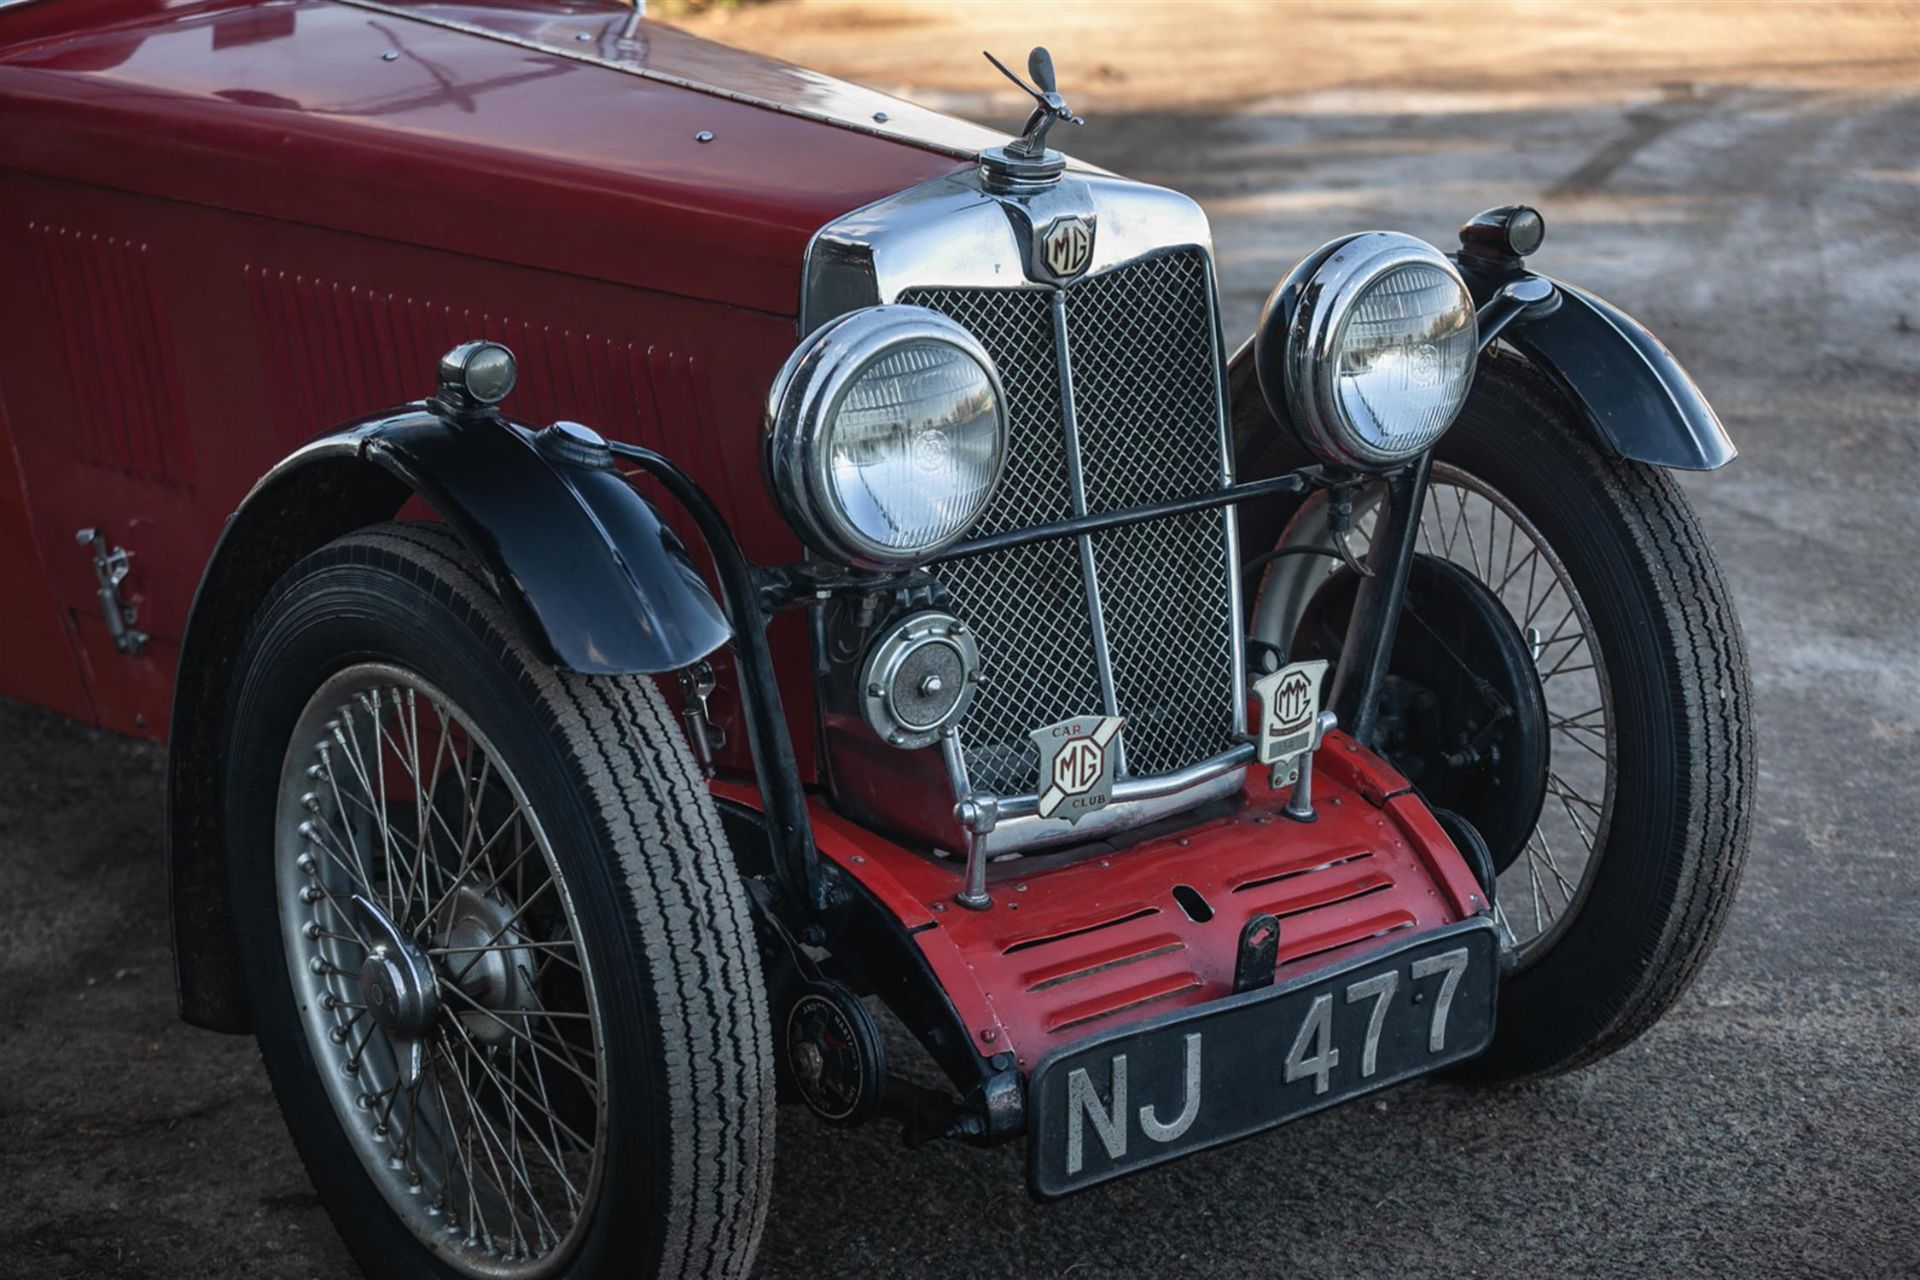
top-left (3, 2), bottom-right (1916, 1277)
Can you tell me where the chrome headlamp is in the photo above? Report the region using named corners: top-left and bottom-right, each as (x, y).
top-left (766, 306), bottom-right (1008, 570)
top-left (1256, 232), bottom-right (1478, 469)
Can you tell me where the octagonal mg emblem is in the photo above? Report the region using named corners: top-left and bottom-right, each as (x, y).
top-left (1040, 214), bottom-right (1094, 282)
top-left (1033, 715), bottom-right (1125, 824)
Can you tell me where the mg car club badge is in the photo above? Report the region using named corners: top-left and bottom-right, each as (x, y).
top-left (1253, 659), bottom-right (1329, 788)
top-left (1033, 715), bottom-right (1125, 823)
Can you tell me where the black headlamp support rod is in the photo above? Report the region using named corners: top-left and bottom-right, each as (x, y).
top-left (1319, 275), bottom-right (1561, 744)
top-left (609, 441), bottom-right (833, 918)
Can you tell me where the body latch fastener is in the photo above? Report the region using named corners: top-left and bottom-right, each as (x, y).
top-left (76, 527), bottom-right (147, 656)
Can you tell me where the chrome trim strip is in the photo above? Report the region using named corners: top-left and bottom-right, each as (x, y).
top-left (1050, 290), bottom-right (1126, 771)
top-left (996, 742), bottom-right (1254, 819)
top-left (1207, 257), bottom-right (1250, 741)
top-left (976, 745), bottom-right (1253, 856)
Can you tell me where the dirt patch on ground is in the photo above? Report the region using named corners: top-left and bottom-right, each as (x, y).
top-left (674, 0), bottom-right (1920, 116)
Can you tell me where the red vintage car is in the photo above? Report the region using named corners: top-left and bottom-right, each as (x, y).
top-left (0, 1), bottom-right (1754, 1276)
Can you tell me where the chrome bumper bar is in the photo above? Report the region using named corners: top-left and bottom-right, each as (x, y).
top-left (947, 734), bottom-right (1258, 908)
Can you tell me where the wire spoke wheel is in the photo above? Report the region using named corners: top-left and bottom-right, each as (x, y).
top-left (1267, 462), bottom-right (1614, 964)
top-left (1380, 465), bottom-right (1613, 960)
top-left (1257, 361), bottom-right (1752, 1080)
top-left (276, 663), bottom-right (606, 1277)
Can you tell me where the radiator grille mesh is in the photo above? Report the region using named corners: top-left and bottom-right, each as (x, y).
top-left (901, 249), bottom-right (1237, 795)
top-left (1068, 253), bottom-right (1238, 779)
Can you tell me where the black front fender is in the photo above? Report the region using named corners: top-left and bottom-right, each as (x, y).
top-left (169, 406), bottom-right (730, 1031)
top-left (362, 411), bottom-right (732, 674)
top-left (1478, 275), bottom-right (1737, 471)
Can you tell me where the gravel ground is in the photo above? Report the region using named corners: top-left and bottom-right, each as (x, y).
top-left (3, 4), bottom-right (1917, 1278)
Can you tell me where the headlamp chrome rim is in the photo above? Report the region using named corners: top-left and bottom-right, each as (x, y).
top-left (1281, 232), bottom-right (1478, 469)
top-left (766, 305), bottom-right (1009, 570)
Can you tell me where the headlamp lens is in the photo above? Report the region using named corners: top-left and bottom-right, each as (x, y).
top-left (827, 341), bottom-right (1003, 557)
top-left (766, 306), bottom-right (1008, 569)
top-left (1329, 261), bottom-right (1478, 463)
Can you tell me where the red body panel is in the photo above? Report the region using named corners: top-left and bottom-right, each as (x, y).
top-left (0, 0), bottom-right (964, 753)
top-left (719, 735), bottom-right (1487, 1069)
top-left (0, 0), bottom-right (962, 314)
top-left (0, 395), bottom-right (94, 722)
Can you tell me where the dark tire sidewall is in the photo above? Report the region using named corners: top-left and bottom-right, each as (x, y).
top-left (1436, 358), bottom-right (1724, 1079)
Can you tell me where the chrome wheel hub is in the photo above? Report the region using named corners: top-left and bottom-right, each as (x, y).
top-left (439, 886), bottom-right (536, 1048)
top-left (350, 894), bottom-right (440, 1086)
top-left (355, 895), bottom-right (440, 1039)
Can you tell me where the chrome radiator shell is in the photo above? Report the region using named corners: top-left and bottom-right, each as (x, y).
top-left (803, 168), bottom-right (1246, 856)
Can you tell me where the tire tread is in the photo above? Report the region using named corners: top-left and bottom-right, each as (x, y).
top-left (1450, 354), bottom-right (1754, 1080)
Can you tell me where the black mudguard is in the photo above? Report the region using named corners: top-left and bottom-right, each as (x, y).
top-left (1230, 271), bottom-right (1735, 485)
top-left (363, 411), bottom-right (731, 673)
top-left (1475, 274), bottom-right (1737, 471)
top-left (169, 406), bottom-right (730, 1031)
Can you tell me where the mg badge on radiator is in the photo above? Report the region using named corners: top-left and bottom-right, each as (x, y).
top-left (1041, 214), bottom-right (1095, 280)
top-left (1033, 715), bottom-right (1124, 823)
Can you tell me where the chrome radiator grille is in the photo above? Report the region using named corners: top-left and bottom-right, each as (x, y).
top-left (902, 249), bottom-right (1238, 796)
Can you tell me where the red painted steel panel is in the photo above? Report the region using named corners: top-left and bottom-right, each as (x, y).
top-left (721, 732), bottom-right (1483, 1071)
top-left (0, 0), bottom-right (965, 318)
top-left (0, 395), bottom-right (94, 723)
top-left (0, 0), bottom-right (974, 742)
top-left (400, 2), bottom-right (1010, 160)
top-left (28, 223), bottom-right (196, 490)
top-left (0, 171), bottom-right (817, 764)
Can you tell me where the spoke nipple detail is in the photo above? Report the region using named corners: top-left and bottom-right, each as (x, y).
top-left (308, 955), bottom-right (328, 974)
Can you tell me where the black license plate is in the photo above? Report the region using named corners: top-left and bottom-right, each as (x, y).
top-left (1028, 917), bottom-right (1498, 1197)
